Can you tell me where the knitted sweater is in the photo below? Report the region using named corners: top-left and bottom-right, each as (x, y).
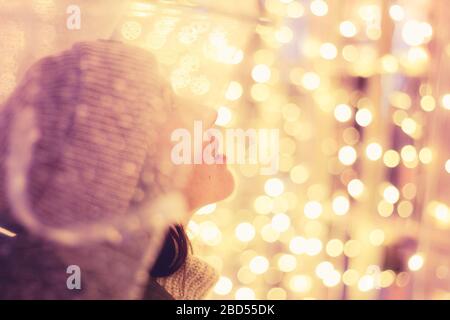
top-left (157, 254), bottom-right (218, 300)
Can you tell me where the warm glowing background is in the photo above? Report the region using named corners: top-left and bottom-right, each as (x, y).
top-left (1, 0), bottom-right (449, 299)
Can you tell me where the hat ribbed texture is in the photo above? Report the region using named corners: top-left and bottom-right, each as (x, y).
top-left (2, 40), bottom-right (167, 228)
top-left (0, 40), bottom-right (185, 299)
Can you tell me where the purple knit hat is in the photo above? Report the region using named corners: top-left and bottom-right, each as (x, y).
top-left (0, 40), bottom-right (189, 299)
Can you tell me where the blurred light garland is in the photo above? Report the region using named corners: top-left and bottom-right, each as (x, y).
top-left (187, 0), bottom-right (450, 300)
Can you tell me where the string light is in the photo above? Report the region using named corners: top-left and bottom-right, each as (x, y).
top-left (286, 2), bottom-right (304, 19)
top-left (369, 229), bottom-right (385, 246)
top-left (323, 269), bottom-right (341, 287)
top-left (366, 143), bottom-right (383, 161)
top-left (320, 42), bottom-right (338, 60)
top-left (264, 178), bottom-right (285, 197)
top-left (289, 236), bottom-right (307, 255)
top-left (275, 26), bottom-right (293, 44)
top-left (235, 287), bottom-right (256, 300)
top-left (355, 108), bottom-right (373, 127)
top-left (383, 150), bottom-right (401, 168)
top-left (289, 275), bottom-right (312, 293)
top-left (332, 195), bottom-right (350, 216)
top-left (339, 21), bottom-right (357, 38)
top-left (398, 201), bottom-right (414, 218)
top-left (252, 64), bottom-right (271, 83)
top-left (249, 256), bottom-right (269, 274)
top-left (271, 213), bottom-right (291, 232)
top-left (301, 72), bottom-right (321, 91)
top-left (290, 164), bottom-right (310, 184)
top-left (334, 103), bottom-right (353, 122)
top-left (225, 81), bottom-right (243, 101)
top-left (214, 276), bottom-right (233, 295)
top-left (304, 201), bottom-right (323, 219)
top-left (383, 185), bottom-right (400, 204)
top-left (442, 94), bottom-right (450, 110)
top-left (408, 254), bottom-right (425, 271)
top-left (315, 261), bottom-right (333, 277)
top-left (310, 0), bottom-right (328, 17)
top-left (420, 95), bottom-right (436, 112)
top-left (235, 222), bottom-right (256, 242)
top-left (215, 106), bottom-right (232, 126)
top-left (401, 20), bottom-right (432, 46)
top-left (326, 239), bottom-right (344, 257)
top-left (347, 179), bottom-right (364, 199)
top-left (278, 254), bottom-right (297, 272)
top-left (338, 146), bottom-right (357, 166)
top-left (389, 5), bottom-right (405, 22)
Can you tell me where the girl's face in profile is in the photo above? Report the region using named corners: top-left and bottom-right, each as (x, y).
top-left (182, 110), bottom-right (235, 212)
top-left (158, 106), bottom-right (235, 215)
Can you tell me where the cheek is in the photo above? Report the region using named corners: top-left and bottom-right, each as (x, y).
top-left (184, 162), bottom-right (235, 211)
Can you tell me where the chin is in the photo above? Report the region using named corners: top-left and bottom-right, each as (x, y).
top-left (185, 162), bottom-right (235, 212)
top-left (214, 165), bottom-right (235, 202)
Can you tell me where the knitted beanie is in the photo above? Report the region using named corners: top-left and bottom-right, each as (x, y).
top-left (0, 40), bottom-right (190, 299)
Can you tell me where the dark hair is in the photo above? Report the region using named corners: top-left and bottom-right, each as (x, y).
top-left (150, 224), bottom-right (191, 278)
